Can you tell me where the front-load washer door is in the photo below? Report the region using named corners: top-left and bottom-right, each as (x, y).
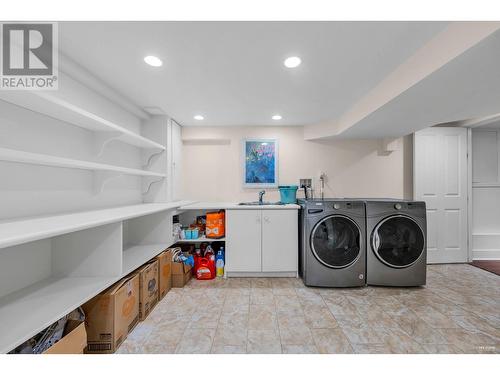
top-left (310, 215), bottom-right (361, 269)
top-left (371, 215), bottom-right (425, 268)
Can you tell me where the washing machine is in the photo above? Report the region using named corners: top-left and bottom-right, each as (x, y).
top-left (299, 199), bottom-right (366, 287)
top-left (365, 199), bottom-right (427, 286)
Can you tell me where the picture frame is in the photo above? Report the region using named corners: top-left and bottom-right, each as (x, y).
top-left (242, 139), bottom-right (279, 188)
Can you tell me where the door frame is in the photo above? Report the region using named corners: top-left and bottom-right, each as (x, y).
top-left (412, 127), bottom-right (473, 263)
top-left (467, 128), bottom-right (473, 263)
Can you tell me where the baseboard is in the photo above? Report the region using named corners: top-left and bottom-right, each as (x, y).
top-left (472, 233), bottom-right (500, 260)
top-left (472, 250), bottom-right (500, 260)
top-left (225, 271), bottom-right (298, 278)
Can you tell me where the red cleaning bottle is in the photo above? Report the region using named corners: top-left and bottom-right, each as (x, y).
top-left (195, 245), bottom-right (216, 280)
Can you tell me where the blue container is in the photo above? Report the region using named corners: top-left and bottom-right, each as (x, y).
top-left (279, 185), bottom-right (298, 204)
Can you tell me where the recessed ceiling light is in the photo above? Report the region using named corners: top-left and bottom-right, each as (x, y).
top-left (284, 56), bottom-right (301, 68)
top-left (194, 115), bottom-right (204, 120)
top-left (272, 115), bottom-right (282, 120)
top-left (144, 55), bottom-right (163, 67)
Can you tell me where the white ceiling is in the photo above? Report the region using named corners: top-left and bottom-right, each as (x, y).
top-left (58, 21), bottom-right (448, 127)
top-left (335, 29), bottom-right (500, 139)
top-left (478, 119), bottom-right (500, 129)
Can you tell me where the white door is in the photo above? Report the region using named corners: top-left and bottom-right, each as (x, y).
top-left (262, 210), bottom-right (298, 272)
top-left (225, 210), bottom-right (262, 272)
top-left (414, 127), bottom-right (468, 263)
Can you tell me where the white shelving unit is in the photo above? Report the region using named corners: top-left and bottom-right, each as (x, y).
top-left (0, 76), bottom-right (183, 353)
top-left (0, 92), bottom-right (165, 151)
top-left (122, 244), bottom-right (170, 275)
top-left (0, 201), bottom-right (185, 353)
top-left (0, 276), bottom-right (117, 354)
top-left (0, 147), bottom-right (167, 194)
top-left (0, 66), bottom-right (194, 356)
top-left (0, 202), bottom-right (188, 249)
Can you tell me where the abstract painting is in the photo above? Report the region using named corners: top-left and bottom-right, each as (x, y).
top-left (242, 139), bottom-right (278, 188)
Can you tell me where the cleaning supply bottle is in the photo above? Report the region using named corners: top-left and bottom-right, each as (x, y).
top-left (194, 245), bottom-right (216, 280)
top-left (216, 247), bottom-right (225, 277)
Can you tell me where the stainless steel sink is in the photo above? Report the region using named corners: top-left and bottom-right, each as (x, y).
top-left (238, 201), bottom-right (284, 206)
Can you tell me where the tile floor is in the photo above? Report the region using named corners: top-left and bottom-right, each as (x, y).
top-left (117, 264), bottom-right (499, 354)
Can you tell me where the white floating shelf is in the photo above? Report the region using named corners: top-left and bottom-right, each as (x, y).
top-left (0, 201), bottom-right (189, 249)
top-left (122, 244), bottom-right (170, 276)
top-left (0, 91), bottom-right (165, 151)
top-left (0, 276), bottom-right (117, 354)
top-left (176, 235), bottom-right (226, 243)
top-left (0, 147), bottom-right (165, 178)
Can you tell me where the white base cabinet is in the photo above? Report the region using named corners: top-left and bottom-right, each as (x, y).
top-left (225, 209), bottom-right (298, 276)
top-left (225, 210), bottom-right (262, 272)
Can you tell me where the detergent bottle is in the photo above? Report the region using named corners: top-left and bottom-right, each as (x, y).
top-left (195, 245), bottom-right (216, 280)
top-left (216, 247), bottom-right (225, 277)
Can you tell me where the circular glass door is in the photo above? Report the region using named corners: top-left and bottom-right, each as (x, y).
top-left (310, 215), bottom-right (361, 268)
top-left (372, 215), bottom-right (425, 268)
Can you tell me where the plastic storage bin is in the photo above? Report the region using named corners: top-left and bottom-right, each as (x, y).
top-left (279, 185), bottom-right (298, 204)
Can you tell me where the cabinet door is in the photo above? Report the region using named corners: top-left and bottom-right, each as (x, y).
top-left (262, 210), bottom-right (298, 272)
top-left (226, 210), bottom-right (262, 272)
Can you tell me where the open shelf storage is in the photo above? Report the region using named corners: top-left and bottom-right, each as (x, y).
top-left (0, 203), bottom-right (185, 353)
top-left (0, 222), bottom-right (123, 353)
top-left (0, 92), bottom-right (183, 352)
top-left (122, 210), bottom-right (174, 275)
top-left (176, 235), bottom-right (225, 243)
top-left (0, 202), bottom-right (187, 249)
top-left (0, 147), bottom-right (165, 178)
top-left (0, 92), bottom-right (165, 151)
top-left (122, 244), bottom-right (169, 276)
top-left (0, 276), bottom-right (117, 354)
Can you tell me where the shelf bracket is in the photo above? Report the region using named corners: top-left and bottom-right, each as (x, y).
top-left (94, 131), bottom-right (121, 157)
top-left (142, 148), bottom-right (165, 169)
top-left (142, 176), bottom-right (165, 195)
top-left (93, 171), bottom-right (123, 194)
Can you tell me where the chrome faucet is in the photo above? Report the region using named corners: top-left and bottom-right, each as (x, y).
top-left (258, 190), bottom-right (265, 204)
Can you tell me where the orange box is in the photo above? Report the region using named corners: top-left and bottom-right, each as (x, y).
top-left (206, 210), bottom-right (225, 239)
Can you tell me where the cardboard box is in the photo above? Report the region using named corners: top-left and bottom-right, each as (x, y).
top-left (136, 259), bottom-right (159, 321)
top-left (44, 320), bottom-right (87, 354)
top-left (82, 273), bottom-right (140, 354)
top-left (157, 249), bottom-right (173, 299)
top-left (172, 258), bottom-right (192, 288)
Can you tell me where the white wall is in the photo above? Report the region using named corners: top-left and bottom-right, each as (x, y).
top-left (472, 127), bottom-right (500, 260)
top-left (181, 126), bottom-right (412, 202)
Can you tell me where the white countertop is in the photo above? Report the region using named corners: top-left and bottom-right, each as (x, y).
top-left (179, 201), bottom-right (301, 210)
